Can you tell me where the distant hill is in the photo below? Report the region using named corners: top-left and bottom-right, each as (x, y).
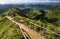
top-left (0, 4), bottom-right (60, 14)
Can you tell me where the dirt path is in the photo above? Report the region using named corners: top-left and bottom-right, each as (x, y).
top-left (6, 16), bottom-right (46, 39)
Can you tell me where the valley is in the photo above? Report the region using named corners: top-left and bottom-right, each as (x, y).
top-left (0, 4), bottom-right (60, 39)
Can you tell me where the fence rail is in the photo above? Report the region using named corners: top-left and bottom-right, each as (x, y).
top-left (30, 22), bottom-right (60, 37)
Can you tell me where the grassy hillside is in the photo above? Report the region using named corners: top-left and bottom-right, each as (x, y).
top-left (0, 6), bottom-right (60, 39)
top-left (0, 8), bottom-right (24, 39)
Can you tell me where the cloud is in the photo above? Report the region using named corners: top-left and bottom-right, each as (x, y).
top-left (0, 0), bottom-right (60, 4)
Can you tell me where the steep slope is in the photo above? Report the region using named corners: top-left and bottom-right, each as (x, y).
top-left (0, 8), bottom-right (24, 39)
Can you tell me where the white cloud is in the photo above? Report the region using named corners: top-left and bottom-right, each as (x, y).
top-left (0, 0), bottom-right (60, 4)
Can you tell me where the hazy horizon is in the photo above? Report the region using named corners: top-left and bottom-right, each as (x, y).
top-left (0, 0), bottom-right (60, 4)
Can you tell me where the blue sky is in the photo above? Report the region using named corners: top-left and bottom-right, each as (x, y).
top-left (0, 0), bottom-right (60, 4)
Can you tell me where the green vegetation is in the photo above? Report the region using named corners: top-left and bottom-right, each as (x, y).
top-left (0, 5), bottom-right (60, 39)
top-left (26, 9), bottom-right (41, 19)
top-left (0, 9), bottom-right (24, 39)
